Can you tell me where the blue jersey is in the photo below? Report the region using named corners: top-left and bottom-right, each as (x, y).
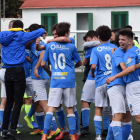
top-left (0, 28), bottom-right (45, 68)
top-left (123, 46), bottom-right (140, 83)
top-left (30, 41), bottom-right (50, 80)
top-left (24, 49), bottom-right (31, 78)
top-left (108, 47), bottom-right (125, 89)
top-left (68, 37), bottom-right (75, 45)
top-left (1, 47), bottom-right (6, 68)
top-left (84, 47), bottom-right (95, 80)
top-left (90, 43), bottom-right (117, 87)
top-left (42, 42), bottom-right (81, 88)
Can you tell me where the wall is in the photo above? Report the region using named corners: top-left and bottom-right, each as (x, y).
top-left (22, 6), bottom-right (140, 49)
top-left (1, 18), bottom-right (22, 31)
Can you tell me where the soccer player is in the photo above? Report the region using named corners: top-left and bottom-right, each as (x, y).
top-left (35, 23), bottom-right (79, 140)
top-left (110, 28), bottom-right (121, 44)
top-left (0, 20), bottom-right (45, 140)
top-left (106, 45), bottom-right (132, 140)
top-left (106, 29), bottom-right (140, 125)
top-left (80, 30), bottom-right (99, 136)
top-left (23, 49), bottom-right (38, 129)
top-left (26, 24), bottom-right (60, 137)
top-left (41, 22), bottom-right (82, 140)
top-left (90, 25), bottom-right (117, 140)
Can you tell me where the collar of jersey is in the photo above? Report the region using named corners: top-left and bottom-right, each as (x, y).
top-left (8, 28), bottom-right (26, 32)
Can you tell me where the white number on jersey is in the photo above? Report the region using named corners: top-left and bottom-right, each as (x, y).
top-left (105, 54), bottom-right (112, 70)
top-left (53, 53), bottom-right (66, 69)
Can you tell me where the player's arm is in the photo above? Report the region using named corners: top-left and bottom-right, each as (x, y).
top-left (47, 37), bottom-right (72, 44)
top-left (41, 61), bottom-right (51, 77)
top-left (34, 51), bottom-right (45, 78)
top-left (75, 60), bottom-right (82, 68)
top-left (83, 58), bottom-right (89, 66)
top-left (120, 62), bottom-right (140, 70)
top-left (90, 64), bottom-right (96, 78)
top-left (26, 56), bottom-right (31, 63)
top-left (106, 65), bottom-right (135, 84)
top-left (83, 41), bottom-right (100, 50)
top-left (90, 48), bottom-right (98, 78)
top-left (26, 40), bottom-right (35, 50)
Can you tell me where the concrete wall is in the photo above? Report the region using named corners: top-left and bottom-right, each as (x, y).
top-left (1, 18), bottom-right (22, 31)
top-left (22, 6), bottom-right (140, 49)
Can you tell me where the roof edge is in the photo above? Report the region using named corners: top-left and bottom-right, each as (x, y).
top-left (20, 4), bottom-right (140, 9)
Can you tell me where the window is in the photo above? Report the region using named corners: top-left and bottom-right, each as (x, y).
top-left (111, 11), bottom-right (128, 29)
top-left (41, 13), bottom-right (58, 36)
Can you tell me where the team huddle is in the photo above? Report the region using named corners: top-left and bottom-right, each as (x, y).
top-left (0, 20), bottom-right (140, 140)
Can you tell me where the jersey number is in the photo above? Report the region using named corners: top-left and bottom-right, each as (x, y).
top-left (53, 53), bottom-right (66, 69)
top-left (105, 54), bottom-right (112, 70)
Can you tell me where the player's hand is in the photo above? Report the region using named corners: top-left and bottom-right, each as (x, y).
top-left (82, 41), bottom-right (85, 45)
top-left (47, 39), bottom-right (53, 44)
top-left (36, 37), bottom-right (41, 45)
top-left (106, 76), bottom-right (116, 84)
top-left (90, 72), bottom-right (94, 78)
top-left (34, 68), bottom-right (41, 78)
top-left (111, 48), bottom-right (117, 54)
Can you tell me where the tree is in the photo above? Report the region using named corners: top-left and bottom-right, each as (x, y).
top-left (1, 0), bottom-right (24, 18)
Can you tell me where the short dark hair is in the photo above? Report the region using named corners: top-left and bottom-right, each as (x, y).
top-left (111, 28), bottom-right (121, 33)
top-left (56, 22), bottom-right (70, 37)
top-left (83, 30), bottom-right (98, 41)
top-left (12, 20), bottom-right (24, 28)
top-left (28, 24), bottom-right (45, 32)
top-left (119, 29), bottom-right (133, 40)
top-left (125, 25), bottom-right (132, 30)
top-left (96, 25), bottom-right (111, 41)
top-left (9, 20), bottom-right (15, 28)
top-left (51, 24), bottom-right (58, 32)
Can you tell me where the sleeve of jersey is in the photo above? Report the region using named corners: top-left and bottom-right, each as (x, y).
top-left (68, 37), bottom-right (75, 44)
top-left (42, 46), bottom-right (49, 62)
top-left (113, 51), bottom-right (124, 67)
top-left (73, 46), bottom-right (81, 63)
top-left (90, 48), bottom-right (98, 65)
top-left (126, 54), bottom-right (136, 67)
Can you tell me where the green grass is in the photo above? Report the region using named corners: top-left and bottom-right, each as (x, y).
top-left (1, 72), bottom-right (139, 140)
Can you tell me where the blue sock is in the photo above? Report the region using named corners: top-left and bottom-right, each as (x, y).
top-left (28, 104), bottom-right (35, 117)
top-left (55, 107), bottom-right (66, 128)
top-left (112, 121), bottom-right (122, 140)
top-left (106, 122), bottom-right (114, 140)
top-left (43, 112), bottom-right (53, 134)
top-left (67, 114), bottom-right (76, 135)
top-left (104, 115), bottom-right (110, 130)
top-left (9, 109), bottom-right (13, 124)
top-left (74, 107), bottom-right (79, 131)
top-left (35, 112), bottom-right (44, 131)
top-left (122, 122), bottom-right (132, 140)
top-left (94, 116), bottom-right (102, 135)
top-left (82, 108), bottom-right (90, 128)
top-left (50, 116), bottom-right (58, 131)
top-left (0, 109), bottom-right (4, 125)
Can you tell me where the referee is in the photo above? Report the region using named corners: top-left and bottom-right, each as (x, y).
top-left (0, 20), bottom-right (45, 140)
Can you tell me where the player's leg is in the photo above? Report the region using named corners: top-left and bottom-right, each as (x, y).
top-left (80, 80), bottom-right (95, 136)
top-left (41, 88), bottom-right (63, 140)
top-left (64, 87), bottom-right (77, 140)
top-left (102, 107), bottom-right (112, 137)
top-left (30, 79), bottom-right (47, 135)
top-left (107, 85), bottom-right (126, 140)
top-left (94, 84), bottom-right (108, 140)
top-left (122, 111), bottom-right (132, 140)
top-left (24, 77), bottom-right (38, 129)
top-left (55, 105), bottom-right (69, 140)
top-left (126, 81), bottom-right (140, 124)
